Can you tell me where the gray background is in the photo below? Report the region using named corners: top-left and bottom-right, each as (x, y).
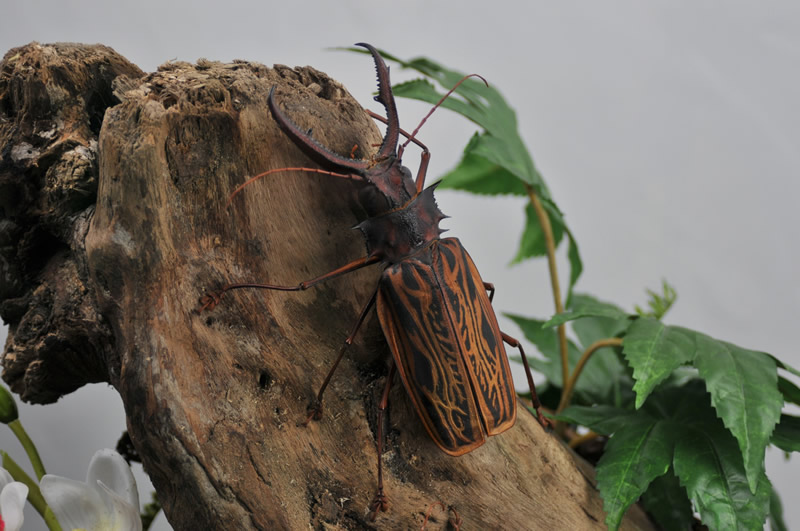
top-left (2, 1), bottom-right (798, 529)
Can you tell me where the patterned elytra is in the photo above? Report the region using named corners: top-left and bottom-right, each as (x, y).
top-left (377, 238), bottom-right (516, 455)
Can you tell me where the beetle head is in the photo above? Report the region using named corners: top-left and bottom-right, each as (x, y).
top-left (267, 43), bottom-right (417, 212)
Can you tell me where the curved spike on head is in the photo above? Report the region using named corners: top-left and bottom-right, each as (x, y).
top-left (267, 86), bottom-right (371, 173)
top-left (354, 43), bottom-right (399, 159)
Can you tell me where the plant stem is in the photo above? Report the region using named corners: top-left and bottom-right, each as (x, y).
top-left (1, 451), bottom-right (62, 531)
top-left (556, 337), bottom-right (624, 413)
top-left (8, 418), bottom-right (46, 479)
top-left (526, 185), bottom-right (570, 391)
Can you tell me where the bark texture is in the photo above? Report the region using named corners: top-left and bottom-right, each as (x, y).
top-left (0, 43), bottom-right (655, 530)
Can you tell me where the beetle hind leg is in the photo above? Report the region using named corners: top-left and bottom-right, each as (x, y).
top-left (500, 331), bottom-right (553, 432)
top-left (369, 361), bottom-right (396, 521)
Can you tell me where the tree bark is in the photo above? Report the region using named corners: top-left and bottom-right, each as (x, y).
top-left (0, 43), bottom-right (655, 530)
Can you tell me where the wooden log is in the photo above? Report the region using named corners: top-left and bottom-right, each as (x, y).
top-left (0, 42), bottom-right (654, 530)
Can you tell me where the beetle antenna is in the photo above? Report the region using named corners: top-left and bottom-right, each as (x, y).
top-left (226, 167), bottom-right (362, 209)
top-left (401, 73), bottom-right (488, 151)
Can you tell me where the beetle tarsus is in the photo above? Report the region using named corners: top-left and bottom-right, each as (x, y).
top-left (449, 506), bottom-right (462, 530)
top-left (368, 491), bottom-right (389, 521)
top-left (535, 408), bottom-right (554, 432)
top-left (299, 400), bottom-right (323, 426)
top-left (198, 291), bottom-right (223, 312)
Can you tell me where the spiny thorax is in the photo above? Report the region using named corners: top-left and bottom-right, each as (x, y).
top-left (356, 183), bottom-right (447, 264)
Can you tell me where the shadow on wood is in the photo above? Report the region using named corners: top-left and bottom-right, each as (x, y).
top-left (0, 42), bottom-right (654, 530)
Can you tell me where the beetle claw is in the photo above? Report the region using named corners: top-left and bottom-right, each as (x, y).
top-left (198, 292), bottom-right (222, 312)
top-left (536, 410), bottom-right (554, 432)
top-left (369, 491), bottom-right (389, 521)
top-left (299, 401), bottom-right (323, 426)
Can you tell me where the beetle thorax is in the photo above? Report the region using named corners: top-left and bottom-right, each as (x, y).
top-left (356, 185), bottom-right (447, 264)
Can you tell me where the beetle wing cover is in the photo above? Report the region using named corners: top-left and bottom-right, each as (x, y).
top-left (378, 249), bottom-right (486, 455)
top-left (376, 238), bottom-right (516, 456)
top-left (434, 238), bottom-right (517, 434)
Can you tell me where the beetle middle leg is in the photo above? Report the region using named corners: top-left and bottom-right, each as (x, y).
top-left (300, 289), bottom-right (378, 425)
top-left (199, 257), bottom-right (381, 424)
top-left (199, 255), bottom-right (380, 311)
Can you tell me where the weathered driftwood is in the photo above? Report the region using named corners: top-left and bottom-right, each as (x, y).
top-left (0, 42), bottom-right (654, 530)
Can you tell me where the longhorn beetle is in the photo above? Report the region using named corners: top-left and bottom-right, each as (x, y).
top-left (201, 43), bottom-right (549, 518)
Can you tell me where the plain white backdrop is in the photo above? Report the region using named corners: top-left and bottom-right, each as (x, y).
top-left (2, 1), bottom-right (798, 529)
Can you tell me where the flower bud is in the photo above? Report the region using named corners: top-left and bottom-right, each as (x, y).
top-left (0, 384), bottom-right (19, 424)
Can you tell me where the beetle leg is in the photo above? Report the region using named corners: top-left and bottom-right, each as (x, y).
top-left (482, 282), bottom-right (495, 302)
top-left (366, 109), bottom-right (431, 192)
top-left (369, 361), bottom-right (396, 521)
top-left (199, 255), bottom-right (380, 311)
top-left (366, 110), bottom-right (429, 151)
top-left (300, 289), bottom-right (378, 425)
top-left (483, 282), bottom-right (550, 429)
top-left (500, 332), bottom-right (553, 431)
top-left (414, 149), bottom-right (431, 193)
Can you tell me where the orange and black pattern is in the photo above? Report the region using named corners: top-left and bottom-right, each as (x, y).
top-left (376, 238), bottom-right (516, 456)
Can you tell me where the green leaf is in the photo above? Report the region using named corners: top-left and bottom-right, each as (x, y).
top-left (673, 419), bottom-right (772, 530)
top-left (559, 294), bottom-right (632, 407)
top-left (621, 319), bottom-right (783, 494)
top-left (389, 72), bottom-right (548, 194)
top-left (505, 314), bottom-right (578, 388)
top-left (568, 294), bottom-right (631, 349)
top-left (778, 376), bottom-right (800, 406)
top-left (773, 355), bottom-right (800, 379)
top-left (771, 414), bottom-right (800, 453)
top-left (634, 279), bottom-right (678, 320)
top-left (658, 366), bottom-right (700, 390)
top-left (640, 469), bottom-right (693, 531)
top-left (693, 335), bottom-right (782, 493)
top-left (770, 488), bottom-right (788, 531)
top-left (565, 230), bottom-right (583, 304)
top-left (511, 202), bottom-right (564, 262)
top-left (555, 405), bottom-right (635, 435)
top-left (508, 314), bottom-right (623, 405)
top-left (596, 417), bottom-right (676, 530)
top-left (563, 383), bottom-right (772, 530)
top-left (437, 134), bottom-right (527, 195)
top-left (467, 130), bottom-right (543, 192)
top-left (542, 303), bottom-right (630, 329)
top-left (621, 318), bottom-right (696, 408)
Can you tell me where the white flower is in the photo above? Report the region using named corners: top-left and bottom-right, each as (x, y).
top-left (41, 448), bottom-right (141, 531)
top-left (0, 466), bottom-right (29, 531)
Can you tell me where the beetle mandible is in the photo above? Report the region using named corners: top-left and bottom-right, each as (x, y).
top-left (201, 42), bottom-right (550, 518)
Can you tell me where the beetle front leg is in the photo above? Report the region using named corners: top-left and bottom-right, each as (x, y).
top-left (414, 149), bottom-right (431, 193)
top-left (365, 109), bottom-right (430, 192)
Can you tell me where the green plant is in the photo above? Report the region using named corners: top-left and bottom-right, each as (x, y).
top-left (347, 46), bottom-right (799, 531)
